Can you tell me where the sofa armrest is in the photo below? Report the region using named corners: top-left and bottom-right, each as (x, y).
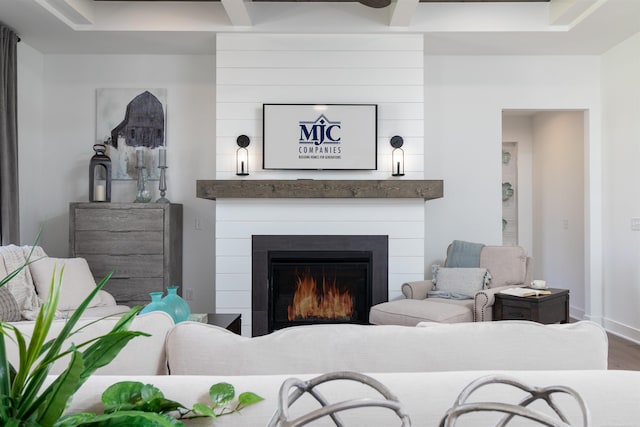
top-left (401, 280), bottom-right (434, 300)
top-left (473, 284), bottom-right (526, 322)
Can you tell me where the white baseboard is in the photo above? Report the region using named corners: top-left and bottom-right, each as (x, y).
top-left (602, 317), bottom-right (640, 345)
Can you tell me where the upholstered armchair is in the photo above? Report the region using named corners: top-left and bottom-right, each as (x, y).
top-left (369, 245), bottom-right (533, 325)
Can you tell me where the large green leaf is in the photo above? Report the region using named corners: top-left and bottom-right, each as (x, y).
top-left (209, 383), bottom-right (235, 407)
top-left (238, 391), bottom-right (265, 408)
top-left (35, 349), bottom-right (85, 426)
top-left (101, 381), bottom-right (146, 412)
top-left (101, 381), bottom-right (185, 415)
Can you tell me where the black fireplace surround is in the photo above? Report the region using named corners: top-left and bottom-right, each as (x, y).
top-left (252, 235), bottom-right (388, 337)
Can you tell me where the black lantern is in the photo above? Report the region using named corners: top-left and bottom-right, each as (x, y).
top-left (89, 143), bottom-right (112, 202)
top-left (390, 135), bottom-right (405, 177)
top-left (236, 135), bottom-right (250, 176)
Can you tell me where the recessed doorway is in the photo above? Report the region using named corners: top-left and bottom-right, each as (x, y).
top-left (502, 110), bottom-right (585, 319)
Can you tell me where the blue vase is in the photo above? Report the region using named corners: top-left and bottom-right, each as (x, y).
top-left (162, 285), bottom-right (191, 323)
top-left (139, 291), bottom-right (175, 321)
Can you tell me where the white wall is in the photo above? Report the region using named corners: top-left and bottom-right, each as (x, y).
top-left (532, 111), bottom-right (585, 318)
top-left (602, 31), bottom-right (640, 342)
top-left (423, 56), bottom-right (602, 325)
top-left (17, 51), bottom-right (217, 313)
top-left (215, 33), bottom-right (424, 180)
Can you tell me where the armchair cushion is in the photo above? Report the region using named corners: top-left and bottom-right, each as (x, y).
top-left (30, 257), bottom-right (101, 310)
top-left (369, 299), bottom-right (473, 325)
top-left (431, 266), bottom-right (491, 299)
top-left (478, 246), bottom-right (528, 288)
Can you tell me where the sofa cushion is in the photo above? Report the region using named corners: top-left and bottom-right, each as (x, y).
top-left (432, 267), bottom-right (490, 298)
top-left (369, 299), bottom-right (472, 325)
top-left (479, 246), bottom-right (527, 288)
top-left (30, 257), bottom-right (100, 310)
top-left (0, 286), bottom-right (21, 321)
top-left (166, 320), bottom-right (608, 376)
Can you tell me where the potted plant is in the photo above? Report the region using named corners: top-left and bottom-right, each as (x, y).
top-left (0, 246), bottom-right (262, 426)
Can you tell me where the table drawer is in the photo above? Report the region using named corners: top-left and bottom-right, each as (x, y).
top-left (500, 304), bottom-right (531, 320)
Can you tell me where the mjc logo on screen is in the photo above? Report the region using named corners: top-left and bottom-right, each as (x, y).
top-left (299, 115), bottom-right (343, 145)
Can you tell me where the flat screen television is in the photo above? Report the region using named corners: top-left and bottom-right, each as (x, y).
top-left (262, 103), bottom-right (378, 170)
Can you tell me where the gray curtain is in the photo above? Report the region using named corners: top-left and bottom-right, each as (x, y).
top-left (0, 23), bottom-right (20, 245)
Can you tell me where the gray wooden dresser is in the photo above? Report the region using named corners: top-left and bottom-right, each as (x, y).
top-left (69, 203), bottom-right (183, 307)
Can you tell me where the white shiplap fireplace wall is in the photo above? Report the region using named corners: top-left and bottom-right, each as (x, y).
top-left (215, 34), bottom-right (425, 335)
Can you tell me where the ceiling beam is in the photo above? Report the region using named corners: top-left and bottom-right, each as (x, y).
top-left (550, 0), bottom-right (600, 26)
top-left (221, 0), bottom-right (253, 26)
top-left (389, 0), bottom-right (418, 27)
top-left (35, 0), bottom-right (95, 26)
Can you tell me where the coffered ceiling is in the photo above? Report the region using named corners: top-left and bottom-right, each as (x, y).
top-left (0, 0), bottom-right (638, 55)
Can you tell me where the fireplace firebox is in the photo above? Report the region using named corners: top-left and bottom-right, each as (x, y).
top-left (252, 235), bottom-right (388, 336)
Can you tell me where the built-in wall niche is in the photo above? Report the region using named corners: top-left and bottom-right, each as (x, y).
top-left (252, 235), bottom-right (388, 336)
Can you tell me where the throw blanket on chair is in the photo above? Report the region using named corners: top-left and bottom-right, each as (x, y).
top-left (0, 245), bottom-right (47, 320)
top-left (446, 240), bottom-right (485, 267)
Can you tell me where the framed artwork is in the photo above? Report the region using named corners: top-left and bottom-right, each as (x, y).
top-left (263, 104), bottom-right (377, 170)
top-left (96, 88), bottom-right (167, 180)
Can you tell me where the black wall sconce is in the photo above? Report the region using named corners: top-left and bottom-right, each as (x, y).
top-left (89, 143), bottom-right (112, 202)
top-left (236, 135), bottom-right (250, 176)
top-left (390, 135), bottom-right (405, 177)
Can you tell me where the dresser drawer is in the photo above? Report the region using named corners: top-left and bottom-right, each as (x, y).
top-left (74, 208), bottom-right (164, 232)
top-left (102, 277), bottom-right (164, 307)
top-left (74, 230), bottom-right (163, 255)
top-left (83, 254), bottom-right (165, 279)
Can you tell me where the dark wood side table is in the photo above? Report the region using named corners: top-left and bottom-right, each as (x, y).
top-left (493, 288), bottom-right (569, 324)
top-left (207, 313), bottom-right (241, 335)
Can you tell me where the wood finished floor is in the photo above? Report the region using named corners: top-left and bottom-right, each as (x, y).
top-left (607, 332), bottom-right (640, 370)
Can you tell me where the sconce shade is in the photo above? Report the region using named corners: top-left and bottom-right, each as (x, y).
top-left (390, 135), bottom-right (405, 177)
top-left (236, 135), bottom-right (250, 176)
top-left (89, 143), bottom-right (112, 202)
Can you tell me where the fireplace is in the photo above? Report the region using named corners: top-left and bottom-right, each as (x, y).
top-left (252, 235), bottom-right (388, 336)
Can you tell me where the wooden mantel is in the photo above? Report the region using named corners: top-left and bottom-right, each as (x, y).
top-left (196, 179), bottom-right (443, 201)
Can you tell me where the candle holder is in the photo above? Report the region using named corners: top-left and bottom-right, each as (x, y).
top-left (156, 165), bottom-right (169, 203)
top-left (236, 135), bottom-right (250, 176)
top-left (390, 135), bottom-right (405, 177)
top-left (156, 146), bottom-right (169, 203)
top-left (133, 147), bottom-right (151, 203)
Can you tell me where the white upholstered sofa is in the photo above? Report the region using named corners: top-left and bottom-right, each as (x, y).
top-left (8, 317), bottom-right (640, 425)
top-left (59, 320), bottom-right (640, 426)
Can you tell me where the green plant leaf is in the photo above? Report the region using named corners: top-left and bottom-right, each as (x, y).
top-left (209, 383), bottom-right (235, 406)
top-left (35, 349), bottom-right (85, 426)
top-left (140, 383), bottom-right (164, 402)
top-left (101, 381), bottom-right (145, 413)
top-left (101, 381), bottom-right (185, 415)
top-left (191, 403), bottom-right (216, 418)
top-left (238, 391), bottom-right (265, 407)
top-left (54, 410), bottom-right (185, 427)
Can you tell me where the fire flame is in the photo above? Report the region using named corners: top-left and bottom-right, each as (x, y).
top-left (287, 269), bottom-right (354, 321)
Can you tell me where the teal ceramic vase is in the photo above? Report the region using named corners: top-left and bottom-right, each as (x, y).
top-left (162, 285), bottom-right (191, 323)
top-left (139, 291), bottom-right (175, 321)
